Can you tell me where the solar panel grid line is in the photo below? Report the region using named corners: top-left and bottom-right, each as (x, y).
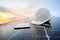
top-left (7, 25), bottom-right (46, 40)
top-left (44, 27), bottom-right (50, 40)
top-left (8, 30), bottom-right (20, 40)
top-left (29, 35), bottom-right (47, 40)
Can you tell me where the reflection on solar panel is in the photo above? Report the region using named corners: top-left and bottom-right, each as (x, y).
top-left (0, 16), bottom-right (60, 40)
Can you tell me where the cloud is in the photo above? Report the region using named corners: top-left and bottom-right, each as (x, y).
top-left (0, 0), bottom-right (60, 17)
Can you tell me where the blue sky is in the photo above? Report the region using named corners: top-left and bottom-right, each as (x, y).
top-left (40, 0), bottom-right (60, 17)
top-left (0, 0), bottom-right (60, 17)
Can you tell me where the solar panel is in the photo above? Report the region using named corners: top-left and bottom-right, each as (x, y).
top-left (0, 16), bottom-right (60, 40)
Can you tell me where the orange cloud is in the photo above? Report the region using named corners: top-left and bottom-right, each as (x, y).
top-left (7, 7), bottom-right (34, 21)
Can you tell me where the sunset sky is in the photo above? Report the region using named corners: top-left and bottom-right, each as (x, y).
top-left (0, 0), bottom-right (60, 17)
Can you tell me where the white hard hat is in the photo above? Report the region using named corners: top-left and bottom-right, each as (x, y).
top-left (35, 8), bottom-right (51, 21)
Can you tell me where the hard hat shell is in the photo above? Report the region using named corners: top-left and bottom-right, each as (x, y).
top-left (35, 8), bottom-right (51, 21)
